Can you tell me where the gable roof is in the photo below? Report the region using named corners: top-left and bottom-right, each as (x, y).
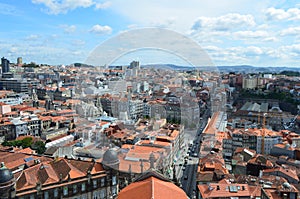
top-left (118, 174), bottom-right (187, 199)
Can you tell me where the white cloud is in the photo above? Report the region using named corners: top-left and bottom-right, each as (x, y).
top-left (32, 0), bottom-right (111, 14)
top-left (263, 37), bottom-right (278, 42)
top-left (234, 30), bottom-right (269, 39)
top-left (243, 46), bottom-right (264, 55)
top-left (8, 47), bottom-right (18, 54)
top-left (280, 27), bottom-right (300, 36)
top-left (60, 24), bottom-right (77, 33)
top-left (265, 7), bottom-right (300, 21)
top-left (202, 45), bottom-right (280, 65)
top-left (25, 34), bottom-right (40, 41)
top-left (226, 46), bottom-right (264, 57)
top-left (203, 45), bottom-right (222, 52)
top-left (203, 45), bottom-right (248, 64)
top-left (95, 1), bottom-right (111, 9)
top-left (89, 24), bottom-right (112, 34)
top-left (205, 44), bottom-right (300, 65)
top-left (127, 24), bottom-right (138, 29)
top-left (72, 39), bottom-right (86, 46)
top-left (0, 2), bottom-right (20, 16)
top-left (191, 13), bottom-right (255, 32)
top-left (150, 17), bottom-right (177, 29)
top-left (233, 30), bottom-right (277, 42)
top-left (281, 44), bottom-right (300, 55)
top-left (190, 31), bottom-right (225, 44)
top-left (110, 0), bottom-right (274, 32)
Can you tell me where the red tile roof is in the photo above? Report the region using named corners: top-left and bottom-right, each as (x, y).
top-left (118, 176), bottom-right (187, 199)
top-left (198, 183), bottom-right (261, 198)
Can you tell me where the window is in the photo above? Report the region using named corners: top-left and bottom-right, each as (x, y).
top-left (93, 180), bottom-right (97, 188)
top-left (93, 192), bottom-right (98, 199)
top-left (44, 191), bottom-right (49, 199)
top-left (73, 184), bottom-right (77, 193)
top-left (100, 178), bottom-right (105, 187)
top-left (112, 187), bottom-right (117, 196)
top-left (112, 176), bottom-right (116, 186)
top-left (81, 183), bottom-right (86, 192)
top-left (54, 188), bottom-right (58, 197)
top-left (63, 186), bottom-right (68, 196)
top-left (100, 189), bottom-right (106, 199)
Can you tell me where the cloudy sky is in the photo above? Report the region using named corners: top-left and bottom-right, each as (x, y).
top-left (1, 0), bottom-right (300, 67)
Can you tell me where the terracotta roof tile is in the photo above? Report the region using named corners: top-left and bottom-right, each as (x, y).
top-left (198, 183), bottom-right (261, 198)
top-left (118, 176), bottom-right (187, 199)
top-left (50, 158), bottom-right (71, 180)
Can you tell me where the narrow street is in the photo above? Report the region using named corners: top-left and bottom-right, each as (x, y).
top-left (179, 108), bottom-right (210, 198)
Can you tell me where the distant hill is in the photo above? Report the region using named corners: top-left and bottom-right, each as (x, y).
top-left (108, 63), bottom-right (300, 73)
top-left (217, 65), bottom-right (300, 73)
top-left (279, 70), bottom-right (300, 76)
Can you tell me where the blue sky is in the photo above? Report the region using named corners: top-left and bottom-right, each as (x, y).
top-left (1, 0), bottom-right (300, 67)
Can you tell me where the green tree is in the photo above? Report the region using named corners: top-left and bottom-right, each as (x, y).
top-left (21, 137), bottom-right (33, 148)
top-left (31, 141), bottom-right (46, 154)
top-left (2, 140), bottom-right (11, 146)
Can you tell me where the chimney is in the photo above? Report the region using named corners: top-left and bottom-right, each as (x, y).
top-left (140, 159), bottom-right (144, 173)
top-left (149, 152), bottom-right (155, 169)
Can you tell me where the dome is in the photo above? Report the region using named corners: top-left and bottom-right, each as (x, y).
top-left (0, 168), bottom-right (14, 184)
top-left (102, 148), bottom-right (119, 167)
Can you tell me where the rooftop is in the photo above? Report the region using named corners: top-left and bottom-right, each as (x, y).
top-left (118, 171), bottom-right (187, 199)
top-left (198, 183), bottom-right (261, 199)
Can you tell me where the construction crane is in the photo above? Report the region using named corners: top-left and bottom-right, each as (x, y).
top-left (257, 110), bottom-right (261, 127)
top-left (261, 113), bottom-right (267, 155)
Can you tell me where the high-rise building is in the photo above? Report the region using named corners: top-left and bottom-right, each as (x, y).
top-left (1, 57), bottom-right (10, 73)
top-left (130, 61), bottom-right (140, 69)
top-left (0, 78), bottom-right (39, 93)
top-left (17, 57), bottom-right (22, 66)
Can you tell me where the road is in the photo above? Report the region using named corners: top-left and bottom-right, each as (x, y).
top-left (179, 108), bottom-right (210, 198)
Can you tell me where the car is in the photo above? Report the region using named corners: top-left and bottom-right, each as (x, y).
top-left (182, 166), bottom-right (186, 171)
top-left (184, 175), bottom-right (188, 180)
top-left (193, 153), bottom-right (198, 157)
top-left (179, 163), bottom-right (183, 167)
top-left (192, 146), bottom-right (196, 152)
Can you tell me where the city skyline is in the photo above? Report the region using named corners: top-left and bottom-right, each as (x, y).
top-left (1, 0), bottom-right (300, 67)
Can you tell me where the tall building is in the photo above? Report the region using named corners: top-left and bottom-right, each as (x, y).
top-left (17, 57), bottom-right (22, 66)
top-left (0, 78), bottom-right (39, 93)
top-left (130, 61), bottom-right (140, 69)
top-left (1, 57), bottom-right (10, 73)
